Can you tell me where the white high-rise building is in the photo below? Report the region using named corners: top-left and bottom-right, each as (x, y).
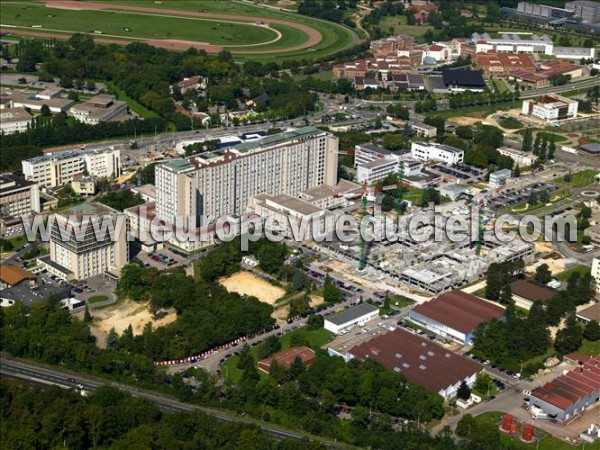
top-left (22, 147), bottom-right (120, 188)
top-left (48, 203), bottom-right (128, 280)
top-left (155, 126), bottom-right (339, 227)
top-left (0, 174), bottom-right (40, 217)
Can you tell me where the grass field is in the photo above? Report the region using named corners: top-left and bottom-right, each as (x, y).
top-left (1, 0), bottom-right (356, 62)
top-left (2, 3), bottom-right (279, 45)
top-left (578, 339), bottom-right (600, 357)
top-left (473, 412), bottom-right (588, 450)
top-left (556, 169), bottom-right (598, 188)
top-left (221, 325), bottom-right (333, 383)
top-left (87, 295), bottom-right (109, 304)
top-left (429, 101), bottom-right (522, 120)
top-left (105, 81), bottom-right (158, 119)
top-left (380, 16), bottom-right (432, 40)
top-left (555, 265), bottom-right (591, 282)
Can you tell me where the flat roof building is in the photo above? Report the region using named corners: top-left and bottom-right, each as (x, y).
top-left (510, 279), bottom-right (556, 310)
top-left (411, 142), bottom-right (464, 165)
top-left (489, 168), bottom-right (512, 187)
top-left (69, 94), bottom-right (128, 125)
top-left (530, 355), bottom-right (600, 421)
top-left (408, 290), bottom-right (505, 344)
top-left (347, 328), bottom-right (483, 399)
top-left (522, 94), bottom-right (578, 123)
top-left (442, 70), bottom-right (486, 92)
top-left (49, 202), bottom-right (128, 280)
top-left (324, 303), bottom-right (379, 335)
top-left (0, 174), bottom-right (40, 217)
top-left (0, 107), bottom-right (33, 135)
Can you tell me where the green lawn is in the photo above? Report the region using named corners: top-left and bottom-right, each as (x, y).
top-left (498, 117), bottom-right (523, 129)
top-left (555, 265), bottom-right (591, 282)
top-left (87, 295), bottom-right (109, 304)
top-left (578, 339), bottom-right (600, 357)
top-left (428, 101), bottom-right (522, 120)
top-left (222, 326), bottom-right (334, 384)
top-left (556, 169), bottom-right (599, 188)
top-left (105, 81), bottom-right (158, 119)
top-left (2, 3), bottom-right (279, 45)
top-left (380, 16), bottom-right (433, 40)
top-left (389, 295), bottom-right (415, 308)
top-left (474, 412), bottom-right (588, 450)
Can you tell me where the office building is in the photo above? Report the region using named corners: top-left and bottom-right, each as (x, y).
top-left (472, 32), bottom-right (554, 55)
top-left (155, 127), bottom-right (338, 227)
top-left (566, 1), bottom-right (600, 23)
top-left (591, 257), bottom-right (600, 293)
top-left (2, 89), bottom-right (74, 113)
top-left (69, 94), bottom-right (128, 125)
top-left (22, 147), bottom-right (121, 188)
top-left (48, 203), bottom-right (128, 280)
top-left (0, 174), bottom-right (40, 217)
top-left (489, 168), bottom-right (512, 187)
top-left (522, 94), bottom-right (578, 122)
top-left (411, 142), bottom-right (464, 165)
top-left (497, 147), bottom-right (537, 167)
top-left (0, 107), bottom-right (33, 134)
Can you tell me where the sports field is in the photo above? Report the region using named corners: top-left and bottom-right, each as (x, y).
top-left (0, 0), bottom-right (356, 60)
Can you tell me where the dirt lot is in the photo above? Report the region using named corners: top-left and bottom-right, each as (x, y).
top-left (310, 295), bottom-right (324, 308)
top-left (219, 271), bottom-right (285, 305)
top-left (91, 301), bottom-right (176, 348)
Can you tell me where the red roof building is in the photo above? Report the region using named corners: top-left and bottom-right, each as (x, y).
top-left (531, 356), bottom-right (600, 421)
top-left (348, 328), bottom-right (482, 399)
top-left (408, 290), bottom-right (505, 344)
top-left (257, 346), bottom-right (316, 373)
top-left (474, 52), bottom-right (536, 76)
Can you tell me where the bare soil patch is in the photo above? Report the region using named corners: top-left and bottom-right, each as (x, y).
top-left (219, 271), bottom-right (285, 305)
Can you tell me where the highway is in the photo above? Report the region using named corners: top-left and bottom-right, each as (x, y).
top-left (0, 357), bottom-right (345, 447)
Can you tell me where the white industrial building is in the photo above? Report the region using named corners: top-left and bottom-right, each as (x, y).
top-left (471, 32), bottom-right (554, 55)
top-left (324, 302), bottom-right (379, 334)
top-left (22, 147), bottom-right (121, 188)
top-left (522, 94), bottom-right (578, 122)
top-left (410, 142), bottom-right (464, 165)
top-left (0, 108), bottom-right (33, 135)
top-left (69, 94), bottom-right (128, 125)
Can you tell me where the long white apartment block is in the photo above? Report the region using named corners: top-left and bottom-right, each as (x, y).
top-left (22, 147), bottom-right (121, 188)
top-left (410, 142), bottom-right (464, 165)
top-left (155, 126), bottom-right (339, 227)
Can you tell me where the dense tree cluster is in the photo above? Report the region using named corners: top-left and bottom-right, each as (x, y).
top-left (298, 0), bottom-right (346, 23)
top-left (117, 264), bottom-right (274, 360)
top-left (0, 381), bottom-right (316, 450)
top-left (485, 259), bottom-right (525, 302)
top-left (96, 190), bottom-right (144, 212)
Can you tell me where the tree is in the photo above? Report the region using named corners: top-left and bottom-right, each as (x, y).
top-left (456, 414), bottom-right (477, 438)
top-left (473, 372), bottom-right (492, 394)
top-left (106, 327), bottom-right (120, 350)
top-left (514, 165), bottom-right (521, 178)
top-left (40, 104), bottom-right (51, 117)
top-left (83, 305), bottom-right (92, 323)
top-left (535, 264), bottom-right (552, 285)
top-left (548, 134), bottom-right (556, 160)
top-left (584, 319), bottom-right (600, 342)
top-left (323, 275), bottom-right (342, 303)
top-left (554, 316), bottom-right (583, 355)
top-left (457, 380), bottom-right (471, 401)
top-left (307, 314), bottom-right (324, 330)
top-left (522, 128), bottom-right (532, 153)
top-left (533, 133), bottom-right (541, 156)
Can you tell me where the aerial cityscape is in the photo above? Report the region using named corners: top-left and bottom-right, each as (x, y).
top-left (1, 0), bottom-right (600, 449)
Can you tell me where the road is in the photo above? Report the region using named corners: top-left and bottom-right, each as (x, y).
top-left (0, 357), bottom-right (343, 447)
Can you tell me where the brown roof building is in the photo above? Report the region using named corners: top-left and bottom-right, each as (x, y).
top-left (0, 265), bottom-right (36, 288)
top-left (510, 279), bottom-right (556, 310)
top-left (348, 328), bottom-right (482, 399)
top-left (408, 290), bottom-right (505, 344)
top-left (257, 346), bottom-right (316, 373)
top-left (475, 52), bottom-right (536, 76)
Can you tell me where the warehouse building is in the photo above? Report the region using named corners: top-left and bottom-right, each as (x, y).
top-left (408, 290), bottom-right (505, 344)
top-left (324, 303), bottom-right (379, 335)
top-left (530, 355), bottom-right (600, 421)
top-left (346, 328), bottom-right (483, 399)
top-left (410, 142), bottom-right (464, 165)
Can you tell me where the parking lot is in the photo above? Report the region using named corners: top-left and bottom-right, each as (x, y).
top-left (137, 248), bottom-right (188, 270)
top-left (488, 182), bottom-right (560, 211)
top-left (429, 163), bottom-right (484, 183)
